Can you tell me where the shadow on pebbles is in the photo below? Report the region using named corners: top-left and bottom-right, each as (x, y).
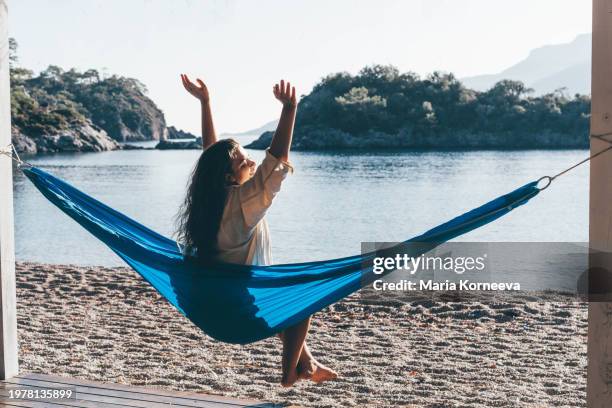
top-left (16, 262), bottom-right (586, 408)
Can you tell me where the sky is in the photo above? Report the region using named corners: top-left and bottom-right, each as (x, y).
top-left (8, 0), bottom-right (591, 135)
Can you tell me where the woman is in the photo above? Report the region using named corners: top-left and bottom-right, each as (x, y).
top-left (176, 74), bottom-right (337, 387)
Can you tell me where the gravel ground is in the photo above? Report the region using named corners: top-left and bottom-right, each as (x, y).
top-left (16, 262), bottom-right (587, 407)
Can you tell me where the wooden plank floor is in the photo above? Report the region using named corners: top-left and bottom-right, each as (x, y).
top-left (0, 373), bottom-right (282, 408)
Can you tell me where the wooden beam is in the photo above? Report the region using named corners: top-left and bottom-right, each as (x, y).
top-left (0, 374), bottom-right (281, 407)
top-left (588, 0), bottom-right (612, 406)
top-left (0, 0), bottom-right (18, 380)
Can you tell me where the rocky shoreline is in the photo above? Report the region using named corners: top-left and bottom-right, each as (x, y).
top-left (13, 126), bottom-right (589, 154)
top-left (12, 130), bottom-right (203, 154)
top-left (246, 127), bottom-right (589, 151)
top-left (11, 123), bottom-right (120, 154)
top-left (155, 138), bottom-right (202, 150)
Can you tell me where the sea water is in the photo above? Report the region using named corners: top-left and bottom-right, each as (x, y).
top-left (12, 142), bottom-right (589, 267)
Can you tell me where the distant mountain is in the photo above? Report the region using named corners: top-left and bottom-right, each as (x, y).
top-left (530, 61), bottom-right (590, 96)
top-left (221, 119), bottom-right (278, 137)
top-left (462, 34), bottom-right (591, 95)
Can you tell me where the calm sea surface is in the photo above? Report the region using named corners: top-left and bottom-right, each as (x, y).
top-left (12, 139), bottom-right (590, 267)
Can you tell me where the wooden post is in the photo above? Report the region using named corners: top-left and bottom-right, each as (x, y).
top-left (588, 0), bottom-right (612, 405)
top-left (0, 0), bottom-right (18, 380)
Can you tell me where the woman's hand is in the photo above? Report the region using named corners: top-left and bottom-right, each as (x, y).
top-left (181, 74), bottom-right (210, 104)
top-left (273, 79), bottom-right (297, 108)
top-left (269, 80), bottom-right (297, 162)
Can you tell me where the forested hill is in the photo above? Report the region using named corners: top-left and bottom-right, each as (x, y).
top-left (247, 65), bottom-right (590, 150)
top-left (9, 39), bottom-right (194, 154)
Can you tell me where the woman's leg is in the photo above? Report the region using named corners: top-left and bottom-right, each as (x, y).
top-left (279, 318), bottom-right (311, 386)
top-left (278, 317), bottom-right (338, 386)
top-left (277, 333), bottom-right (315, 380)
top-left (297, 342), bottom-right (316, 378)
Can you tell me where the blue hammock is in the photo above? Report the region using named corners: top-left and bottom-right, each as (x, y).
top-left (22, 166), bottom-right (540, 344)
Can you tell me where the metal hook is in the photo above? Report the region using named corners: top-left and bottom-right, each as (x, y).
top-left (536, 176), bottom-right (553, 191)
top-left (0, 143), bottom-right (32, 168)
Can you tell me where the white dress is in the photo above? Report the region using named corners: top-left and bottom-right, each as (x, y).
top-left (215, 149), bottom-right (293, 266)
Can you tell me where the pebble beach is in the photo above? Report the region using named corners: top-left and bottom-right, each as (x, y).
top-left (16, 262), bottom-right (587, 407)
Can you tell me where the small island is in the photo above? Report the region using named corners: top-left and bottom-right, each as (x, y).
top-left (247, 65), bottom-right (590, 150)
top-left (9, 39), bottom-right (196, 154)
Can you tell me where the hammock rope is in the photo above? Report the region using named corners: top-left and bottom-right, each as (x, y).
top-left (1, 133), bottom-right (611, 344)
top-left (542, 133), bottom-right (612, 184)
top-left (0, 143), bottom-right (30, 168)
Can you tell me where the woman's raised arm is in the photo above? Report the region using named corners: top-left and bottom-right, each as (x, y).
top-left (181, 74), bottom-right (217, 150)
top-left (269, 80), bottom-right (297, 162)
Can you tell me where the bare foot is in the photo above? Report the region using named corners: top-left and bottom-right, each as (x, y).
top-left (310, 362), bottom-right (338, 384)
top-left (297, 359), bottom-right (316, 380)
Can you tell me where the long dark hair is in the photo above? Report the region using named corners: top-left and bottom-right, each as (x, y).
top-left (175, 138), bottom-right (240, 261)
